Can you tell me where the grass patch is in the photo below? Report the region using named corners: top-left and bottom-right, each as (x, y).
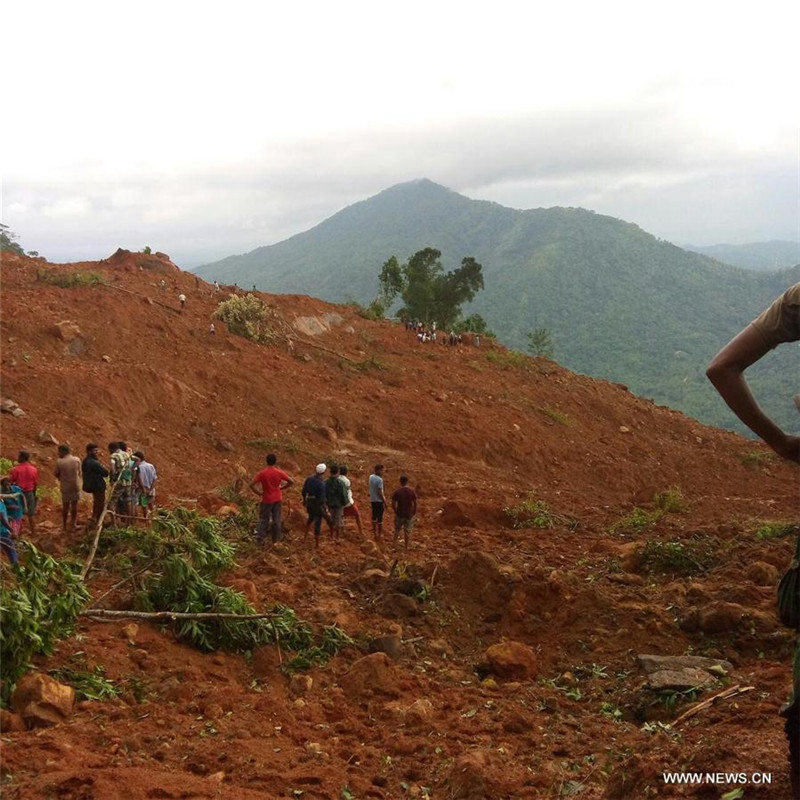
top-left (638, 539), bottom-right (715, 576)
top-left (36, 268), bottom-right (103, 288)
top-left (739, 449), bottom-right (772, 469)
top-left (352, 355), bottom-right (387, 373)
top-left (754, 520), bottom-right (797, 540)
top-left (611, 507), bottom-right (664, 533)
top-left (653, 486), bottom-right (689, 513)
top-left (247, 433), bottom-right (301, 454)
top-left (485, 349), bottom-right (529, 370)
top-left (214, 294), bottom-right (275, 343)
top-left (503, 495), bottom-right (578, 529)
top-left (536, 406), bottom-right (573, 425)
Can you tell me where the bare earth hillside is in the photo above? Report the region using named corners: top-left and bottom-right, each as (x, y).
top-left (0, 251), bottom-right (797, 798)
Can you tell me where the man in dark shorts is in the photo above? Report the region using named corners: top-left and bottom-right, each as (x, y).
top-left (302, 463), bottom-right (330, 547)
top-left (707, 280), bottom-right (799, 797)
top-left (82, 444), bottom-right (109, 528)
top-left (325, 464), bottom-right (347, 542)
top-left (368, 464), bottom-right (387, 541)
top-left (54, 444), bottom-right (82, 534)
top-left (391, 474), bottom-right (417, 548)
top-left (9, 451), bottom-right (39, 536)
top-left (250, 453), bottom-right (294, 545)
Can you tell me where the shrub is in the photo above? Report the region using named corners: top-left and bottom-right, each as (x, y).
top-left (36, 268), bottom-right (103, 288)
top-left (639, 539), bottom-right (714, 576)
top-left (755, 520), bottom-right (797, 540)
top-left (503, 495), bottom-right (577, 529)
top-left (653, 486), bottom-right (689, 513)
top-left (214, 294), bottom-right (275, 343)
top-left (485, 349), bottom-right (529, 370)
top-left (0, 545), bottom-right (89, 700)
top-left (739, 449), bottom-right (772, 469)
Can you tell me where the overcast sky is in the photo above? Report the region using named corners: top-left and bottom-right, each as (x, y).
top-left (3, 0), bottom-right (798, 266)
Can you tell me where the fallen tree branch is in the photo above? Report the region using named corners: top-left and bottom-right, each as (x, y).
top-left (672, 684), bottom-right (755, 726)
top-left (80, 473), bottom-right (125, 581)
top-left (80, 608), bottom-right (277, 622)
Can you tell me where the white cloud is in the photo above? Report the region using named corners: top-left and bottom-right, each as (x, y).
top-left (2, 0), bottom-right (798, 263)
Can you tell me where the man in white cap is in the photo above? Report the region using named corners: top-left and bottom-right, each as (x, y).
top-left (302, 463), bottom-right (331, 547)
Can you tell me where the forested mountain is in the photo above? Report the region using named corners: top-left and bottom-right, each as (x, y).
top-left (685, 240), bottom-right (800, 271)
top-left (197, 180), bottom-right (799, 433)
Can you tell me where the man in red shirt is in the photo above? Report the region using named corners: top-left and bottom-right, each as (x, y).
top-left (9, 450), bottom-right (39, 535)
top-left (391, 474), bottom-right (418, 548)
top-left (250, 453), bottom-right (294, 545)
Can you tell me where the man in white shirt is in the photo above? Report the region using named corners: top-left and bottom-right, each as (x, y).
top-left (338, 465), bottom-right (362, 537)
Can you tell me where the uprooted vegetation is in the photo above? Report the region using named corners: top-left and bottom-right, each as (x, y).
top-left (638, 538), bottom-right (717, 576)
top-left (1, 508), bottom-right (354, 703)
top-left (754, 519), bottom-right (797, 540)
top-left (213, 293), bottom-right (276, 343)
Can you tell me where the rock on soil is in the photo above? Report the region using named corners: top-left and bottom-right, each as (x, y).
top-left (367, 634), bottom-right (405, 660)
top-left (483, 641), bottom-right (538, 680)
top-left (197, 491), bottom-right (227, 513)
top-left (1, 398), bottom-right (26, 416)
top-left (438, 500), bottom-right (474, 528)
top-left (11, 672), bottom-right (74, 728)
top-left (36, 429), bottom-right (59, 445)
top-left (0, 708), bottom-right (26, 732)
top-left (50, 320), bottom-right (82, 341)
top-left (638, 654), bottom-right (732, 690)
top-left (341, 652), bottom-right (399, 699)
top-left (446, 750), bottom-right (507, 800)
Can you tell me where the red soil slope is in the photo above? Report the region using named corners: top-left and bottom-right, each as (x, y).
top-left (0, 250), bottom-right (798, 799)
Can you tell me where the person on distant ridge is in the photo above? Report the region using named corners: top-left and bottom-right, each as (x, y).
top-left (368, 464), bottom-right (387, 542)
top-left (82, 444), bottom-right (109, 528)
top-left (325, 464), bottom-right (347, 542)
top-left (707, 280), bottom-right (799, 797)
top-left (54, 444), bottom-right (82, 534)
top-left (250, 453), bottom-right (293, 545)
top-left (178, 293), bottom-right (186, 312)
top-left (391, 474), bottom-right (417, 548)
top-left (339, 465), bottom-right (363, 537)
top-left (9, 451), bottom-right (39, 536)
top-left (302, 463), bottom-right (331, 547)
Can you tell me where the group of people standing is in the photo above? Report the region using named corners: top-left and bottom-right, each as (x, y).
top-left (249, 456), bottom-right (418, 549)
top-left (0, 443), bottom-right (158, 567)
top-left (405, 319), bottom-right (480, 347)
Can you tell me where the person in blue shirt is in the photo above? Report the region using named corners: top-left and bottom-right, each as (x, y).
top-left (0, 497), bottom-right (19, 566)
top-left (0, 477), bottom-right (26, 539)
top-left (301, 463), bottom-right (332, 548)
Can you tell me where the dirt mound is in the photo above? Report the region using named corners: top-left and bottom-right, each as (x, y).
top-left (0, 251), bottom-right (797, 798)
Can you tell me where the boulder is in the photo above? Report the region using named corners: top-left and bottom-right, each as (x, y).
top-left (447, 750), bottom-right (500, 800)
top-left (406, 698), bottom-right (434, 724)
top-left (51, 320), bottom-right (82, 342)
top-left (0, 708), bottom-right (26, 732)
top-left (11, 672), bottom-right (74, 728)
top-left (226, 578), bottom-right (257, 603)
top-left (215, 504), bottom-right (240, 518)
top-left (1, 398), bottom-right (19, 413)
top-left (367, 634), bottom-right (405, 661)
top-left (637, 654), bottom-right (733, 676)
top-left (119, 623), bottom-right (139, 642)
top-left (36, 429), bottom-right (59, 446)
top-left (289, 674), bottom-right (313, 696)
top-left (439, 501), bottom-right (473, 528)
top-left (357, 568), bottom-right (390, 591)
top-left (197, 492), bottom-right (227, 513)
top-left (484, 641), bottom-right (538, 680)
top-left (698, 602), bottom-right (748, 634)
top-left (341, 652), bottom-right (399, 699)
top-left (645, 668), bottom-right (716, 691)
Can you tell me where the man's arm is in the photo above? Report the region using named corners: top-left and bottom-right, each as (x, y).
top-left (707, 325), bottom-right (800, 462)
top-left (249, 479), bottom-right (262, 497)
